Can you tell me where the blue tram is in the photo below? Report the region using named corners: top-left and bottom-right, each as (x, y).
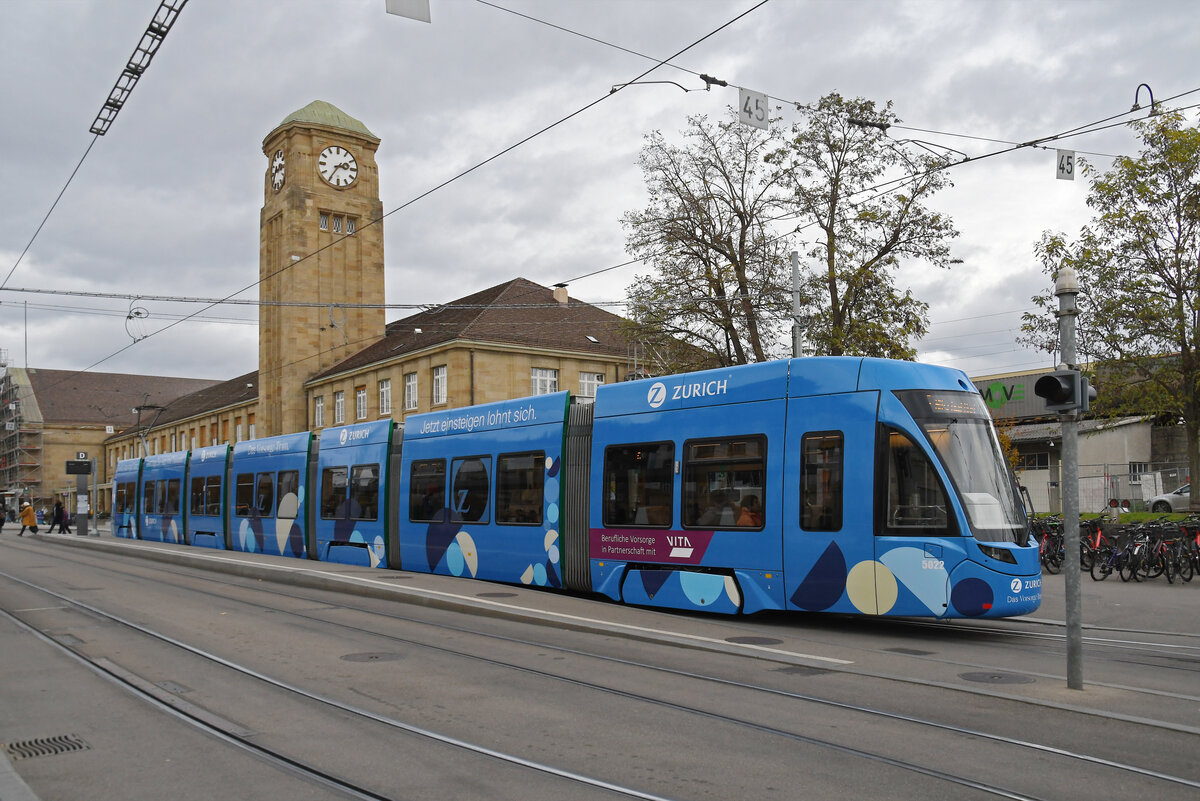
top-left (110, 358), bottom-right (1040, 619)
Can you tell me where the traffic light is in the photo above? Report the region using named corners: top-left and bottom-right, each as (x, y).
top-left (1034, 369), bottom-right (1096, 412)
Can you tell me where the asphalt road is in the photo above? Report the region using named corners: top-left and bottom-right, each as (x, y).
top-left (1, 530), bottom-right (1196, 801)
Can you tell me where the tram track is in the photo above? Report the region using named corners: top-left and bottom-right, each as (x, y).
top-left (1, 571), bottom-right (685, 801)
top-left (4, 547), bottom-right (1199, 799)
top-left (26, 540), bottom-right (1200, 718)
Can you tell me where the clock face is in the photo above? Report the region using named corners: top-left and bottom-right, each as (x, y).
top-left (318, 145), bottom-right (358, 188)
top-left (270, 149), bottom-right (285, 191)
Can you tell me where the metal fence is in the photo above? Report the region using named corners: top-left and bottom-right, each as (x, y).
top-left (1043, 462), bottom-right (1189, 514)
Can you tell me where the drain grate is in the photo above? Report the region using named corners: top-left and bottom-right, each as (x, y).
top-left (2, 734), bottom-right (91, 761)
top-left (476, 592), bottom-right (518, 598)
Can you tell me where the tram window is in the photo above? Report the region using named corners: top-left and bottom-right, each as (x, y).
top-left (882, 428), bottom-right (950, 534)
top-left (235, 473), bottom-right (254, 517)
top-left (142, 481), bottom-right (155, 514)
top-left (204, 476), bottom-right (222, 517)
top-left (801, 432), bottom-right (843, 531)
top-left (350, 464), bottom-right (379, 521)
top-left (451, 456), bottom-right (491, 524)
top-left (116, 483), bottom-right (131, 515)
top-left (496, 451), bottom-right (545, 525)
top-left (190, 477), bottom-right (206, 516)
top-left (321, 467), bottom-right (348, 519)
top-left (255, 472), bottom-right (275, 516)
top-left (682, 436), bottom-right (766, 529)
top-left (410, 459), bottom-right (446, 522)
top-left (165, 479), bottom-right (181, 516)
top-left (277, 470), bottom-right (299, 520)
top-left (603, 442), bottom-right (674, 528)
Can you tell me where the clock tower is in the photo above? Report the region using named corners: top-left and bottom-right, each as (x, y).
top-left (259, 101), bottom-right (385, 436)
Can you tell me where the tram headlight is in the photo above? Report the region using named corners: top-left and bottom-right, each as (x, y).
top-left (978, 544), bottom-right (1017, 564)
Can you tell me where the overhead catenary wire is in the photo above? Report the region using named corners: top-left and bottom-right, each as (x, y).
top-left (13, 0), bottom-right (774, 392)
top-left (8, 4), bottom-right (1196, 380)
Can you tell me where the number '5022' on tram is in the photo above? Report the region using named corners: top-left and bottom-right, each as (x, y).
top-left (111, 357), bottom-right (1040, 619)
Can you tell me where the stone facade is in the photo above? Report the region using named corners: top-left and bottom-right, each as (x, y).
top-left (94, 101), bottom-right (640, 491)
top-left (258, 101), bottom-right (386, 437)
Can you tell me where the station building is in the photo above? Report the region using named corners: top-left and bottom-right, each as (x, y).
top-left (1, 101), bottom-right (649, 515)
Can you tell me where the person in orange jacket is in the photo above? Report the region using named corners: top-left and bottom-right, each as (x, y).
top-left (18, 502), bottom-right (37, 536)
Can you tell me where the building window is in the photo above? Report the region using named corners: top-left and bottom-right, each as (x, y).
top-left (333, 215), bottom-right (342, 234)
top-left (579, 371), bottom-right (604, 399)
top-left (432, 366), bottom-right (447, 405)
top-left (531, 367), bottom-right (558, 396)
top-left (1129, 461), bottom-right (1150, 485)
top-left (334, 391), bottom-right (345, 424)
top-left (346, 217), bottom-right (356, 234)
top-left (319, 212), bottom-right (329, 231)
top-left (379, 379), bottom-right (392, 415)
top-left (355, 386), bottom-right (367, 420)
top-left (314, 396), bottom-right (325, 428)
top-left (1016, 453), bottom-right (1050, 471)
top-left (404, 372), bottom-right (418, 410)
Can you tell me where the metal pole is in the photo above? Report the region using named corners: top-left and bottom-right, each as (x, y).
top-left (1055, 265), bottom-right (1084, 690)
top-left (791, 251), bottom-right (801, 357)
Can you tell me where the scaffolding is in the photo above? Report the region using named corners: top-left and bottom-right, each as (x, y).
top-left (0, 366), bottom-right (44, 508)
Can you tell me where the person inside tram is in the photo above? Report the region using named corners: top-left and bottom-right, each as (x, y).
top-left (737, 494), bottom-right (762, 527)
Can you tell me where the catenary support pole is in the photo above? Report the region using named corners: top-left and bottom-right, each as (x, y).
top-left (791, 251), bottom-right (801, 358)
top-left (1055, 265), bottom-right (1084, 690)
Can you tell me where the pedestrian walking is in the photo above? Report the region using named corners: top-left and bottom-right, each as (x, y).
top-left (18, 502), bottom-right (37, 536)
top-left (50, 498), bottom-right (72, 534)
top-left (0, 498), bottom-right (7, 533)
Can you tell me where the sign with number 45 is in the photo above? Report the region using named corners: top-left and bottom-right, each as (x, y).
top-left (739, 88), bottom-right (769, 131)
top-left (1056, 149), bottom-right (1075, 181)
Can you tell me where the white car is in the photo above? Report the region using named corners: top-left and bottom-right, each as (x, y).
top-left (1149, 484), bottom-right (1192, 513)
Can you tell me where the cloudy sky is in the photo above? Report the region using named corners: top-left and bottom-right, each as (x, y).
top-left (1, 0), bottom-right (1196, 383)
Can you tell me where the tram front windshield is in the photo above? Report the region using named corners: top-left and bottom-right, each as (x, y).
top-left (895, 390), bottom-right (1027, 545)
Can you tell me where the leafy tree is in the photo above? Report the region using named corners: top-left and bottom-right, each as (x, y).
top-left (621, 114), bottom-right (793, 369)
top-left (1021, 112), bottom-right (1200, 511)
top-left (765, 93), bottom-right (959, 358)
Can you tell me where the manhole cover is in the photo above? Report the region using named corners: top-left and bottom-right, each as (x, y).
top-left (725, 636), bottom-right (784, 646)
top-left (959, 671), bottom-right (1035, 685)
top-left (477, 592), bottom-right (518, 598)
top-left (340, 652), bottom-right (402, 663)
top-left (2, 734), bottom-right (91, 761)
top-left (885, 647), bottom-right (935, 656)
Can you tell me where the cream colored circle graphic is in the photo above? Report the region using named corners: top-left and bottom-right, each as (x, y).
top-left (846, 560), bottom-right (898, 615)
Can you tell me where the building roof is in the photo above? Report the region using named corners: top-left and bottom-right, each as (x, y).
top-left (274, 100), bottom-right (377, 140)
top-left (1006, 416), bottom-right (1149, 443)
top-left (18, 368), bottom-right (219, 428)
top-left (309, 278), bottom-right (632, 382)
top-left (124, 370), bottom-right (259, 434)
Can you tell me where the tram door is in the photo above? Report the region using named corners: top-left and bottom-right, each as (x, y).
top-left (782, 391), bottom-right (879, 614)
top-left (871, 427), bottom-right (955, 617)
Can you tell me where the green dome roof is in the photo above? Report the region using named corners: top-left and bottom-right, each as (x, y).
top-left (277, 100), bottom-right (376, 139)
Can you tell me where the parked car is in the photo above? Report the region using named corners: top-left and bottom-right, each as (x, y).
top-left (1149, 483), bottom-right (1191, 513)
